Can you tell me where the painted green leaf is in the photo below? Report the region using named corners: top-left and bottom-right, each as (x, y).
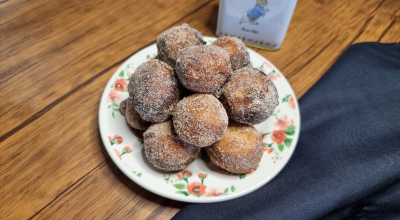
top-left (231, 185), bottom-right (236, 192)
top-left (239, 174), bottom-right (246, 179)
top-left (263, 132), bottom-right (271, 136)
top-left (277, 143), bottom-right (284, 152)
top-left (137, 173), bottom-right (142, 177)
top-left (119, 70), bottom-right (124, 77)
top-left (176, 191), bottom-right (189, 196)
top-left (113, 103), bottom-right (119, 107)
top-left (111, 84), bottom-right (114, 88)
top-left (200, 148), bottom-right (210, 164)
top-left (114, 108), bottom-right (120, 112)
top-left (284, 126), bottom-right (295, 135)
top-left (133, 171), bottom-right (136, 174)
top-left (107, 105), bottom-right (111, 108)
top-left (110, 139), bottom-right (117, 146)
top-left (173, 184), bottom-right (186, 190)
top-left (224, 188), bottom-right (228, 193)
top-left (121, 148), bottom-right (127, 155)
top-left (284, 138), bottom-right (293, 148)
top-left (183, 174), bottom-right (189, 179)
top-left (112, 111), bottom-right (115, 118)
top-left (267, 143), bottom-right (273, 148)
top-left (272, 69), bottom-right (276, 73)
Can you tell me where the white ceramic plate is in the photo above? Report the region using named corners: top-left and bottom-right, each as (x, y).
top-left (99, 37), bottom-right (300, 203)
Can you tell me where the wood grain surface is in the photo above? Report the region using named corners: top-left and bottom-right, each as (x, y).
top-left (1, 0), bottom-right (399, 219)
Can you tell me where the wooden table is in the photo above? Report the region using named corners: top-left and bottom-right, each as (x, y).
top-left (1, 0), bottom-right (399, 219)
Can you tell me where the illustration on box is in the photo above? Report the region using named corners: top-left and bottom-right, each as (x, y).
top-left (240, 0), bottom-right (269, 25)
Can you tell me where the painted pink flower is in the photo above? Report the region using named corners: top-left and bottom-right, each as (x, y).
top-left (177, 170), bottom-right (192, 179)
top-left (288, 96), bottom-right (296, 109)
top-left (123, 146), bottom-right (131, 153)
top-left (263, 61), bottom-right (273, 69)
top-left (198, 173), bottom-right (206, 179)
top-left (149, 57), bottom-right (154, 61)
top-left (114, 79), bottom-right (128, 92)
top-left (204, 187), bottom-right (221, 197)
top-left (271, 130), bottom-right (287, 144)
top-left (187, 182), bottom-right (206, 196)
top-left (268, 72), bottom-right (281, 81)
top-left (274, 115), bottom-right (294, 130)
top-left (107, 89), bottom-right (121, 103)
top-left (264, 148), bottom-right (273, 154)
top-left (109, 135), bottom-right (123, 145)
top-left (114, 149), bottom-right (122, 160)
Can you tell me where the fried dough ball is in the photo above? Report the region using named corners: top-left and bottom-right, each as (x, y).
top-left (120, 99), bottom-right (128, 116)
top-left (144, 121), bottom-right (201, 171)
top-left (175, 45), bottom-right (233, 95)
top-left (120, 98), bottom-right (152, 130)
top-left (205, 121), bottom-right (263, 174)
top-left (173, 94), bottom-right (228, 147)
top-left (156, 23), bottom-right (205, 67)
top-left (220, 67), bottom-right (279, 125)
top-left (128, 60), bottom-right (180, 123)
top-left (212, 36), bottom-right (252, 70)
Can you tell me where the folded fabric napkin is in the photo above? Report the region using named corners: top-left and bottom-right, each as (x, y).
top-left (173, 43), bottom-right (400, 220)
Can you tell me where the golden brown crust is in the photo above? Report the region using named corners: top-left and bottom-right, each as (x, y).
top-left (175, 45), bottom-right (233, 95)
top-left (220, 67), bottom-right (279, 125)
top-left (205, 121), bottom-right (263, 174)
top-left (213, 36), bottom-right (252, 70)
top-left (144, 121), bottom-right (201, 171)
top-left (173, 94), bottom-right (228, 147)
top-left (128, 60), bottom-right (180, 123)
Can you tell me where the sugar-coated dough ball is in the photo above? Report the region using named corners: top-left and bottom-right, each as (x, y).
top-left (205, 121), bottom-right (263, 174)
top-left (128, 60), bottom-right (180, 123)
top-left (156, 23), bottom-right (205, 67)
top-left (173, 94), bottom-right (228, 147)
top-left (175, 45), bottom-right (233, 95)
top-left (144, 121), bottom-right (201, 171)
top-left (220, 67), bottom-right (279, 125)
top-left (120, 99), bottom-right (152, 130)
top-left (213, 36), bottom-right (252, 70)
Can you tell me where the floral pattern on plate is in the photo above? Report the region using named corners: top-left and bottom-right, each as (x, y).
top-left (99, 37), bottom-right (300, 203)
top-left (164, 170), bottom-right (235, 197)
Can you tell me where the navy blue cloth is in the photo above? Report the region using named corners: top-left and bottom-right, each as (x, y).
top-left (173, 43), bottom-right (400, 220)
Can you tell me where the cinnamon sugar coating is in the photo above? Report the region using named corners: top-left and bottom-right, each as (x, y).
top-left (144, 121), bottom-right (201, 171)
top-left (213, 36), bottom-right (252, 70)
top-left (175, 45), bottom-right (233, 95)
top-left (205, 121), bottom-right (263, 174)
top-left (173, 94), bottom-right (228, 147)
top-left (220, 67), bottom-right (279, 125)
top-left (156, 23), bottom-right (205, 67)
top-left (128, 60), bottom-right (180, 123)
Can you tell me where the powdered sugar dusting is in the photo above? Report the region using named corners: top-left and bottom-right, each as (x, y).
top-left (175, 45), bottom-right (233, 94)
top-left (220, 67), bottom-right (279, 125)
top-left (173, 94), bottom-right (228, 147)
top-left (144, 120), bottom-right (201, 171)
top-left (213, 36), bottom-right (252, 70)
top-left (156, 23), bottom-right (205, 67)
top-left (128, 60), bottom-right (179, 123)
top-left (205, 121), bottom-right (263, 174)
